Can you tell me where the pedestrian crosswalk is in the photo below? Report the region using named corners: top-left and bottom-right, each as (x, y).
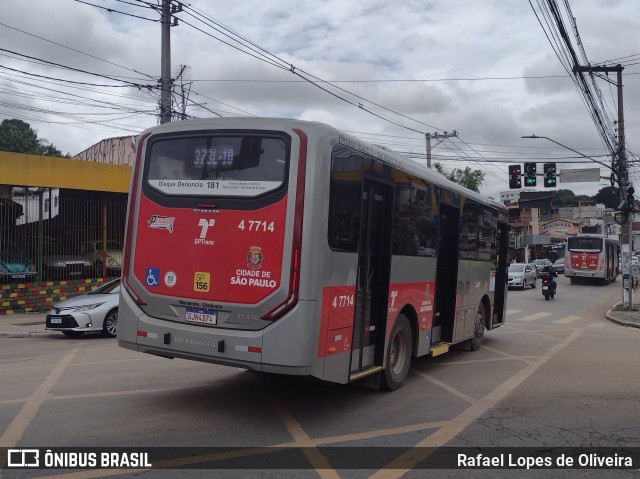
top-left (505, 309), bottom-right (584, 325)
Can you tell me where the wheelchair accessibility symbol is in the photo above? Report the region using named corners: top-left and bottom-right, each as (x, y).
top-left (146, 267), bottom-right (160, 287)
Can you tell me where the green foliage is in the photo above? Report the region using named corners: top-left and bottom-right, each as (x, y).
top-left (552, 188), bottom-right (618, 207)
top-left (433, 163), bottom-right (485, 193)
top-left (593, 186), bottom-right (620, 209)
top-left (0, 119), bottom-right (67, 157)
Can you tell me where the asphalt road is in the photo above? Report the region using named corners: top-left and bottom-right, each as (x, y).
top-left (0, 275), bottom-right (638, 478)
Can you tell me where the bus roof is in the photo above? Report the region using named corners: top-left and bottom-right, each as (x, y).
top-left (138, 117), bottom-right (507, 213)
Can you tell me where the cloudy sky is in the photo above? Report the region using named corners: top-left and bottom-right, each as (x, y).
top-left (1, 0), bottom-right (639, 198)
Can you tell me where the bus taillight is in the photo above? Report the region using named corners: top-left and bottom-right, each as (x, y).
top-left (600, 259), bottom-right (605, 270)
top-left (122, 132), bottom-right (150, 307)
top-left (261, 128), bottom-right (307, 321)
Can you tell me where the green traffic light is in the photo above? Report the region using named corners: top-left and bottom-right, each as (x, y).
top-left (526, 178), bottom-right (534, 184)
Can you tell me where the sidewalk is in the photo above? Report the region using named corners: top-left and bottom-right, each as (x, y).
top-left (2, 304), bottom-right (639, 338)
top-left (605, 304), bottom-right (640, 329)
top-left (0, 312), bottom-right (57, 338)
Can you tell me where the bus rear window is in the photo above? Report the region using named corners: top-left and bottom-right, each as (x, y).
top-left (567, 237), bottom-right (602, 252)
top-left (146, 135), bottom-right (288, 197)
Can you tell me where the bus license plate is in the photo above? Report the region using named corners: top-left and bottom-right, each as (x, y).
top-left (185, 308), bottom-right (217, 325)
top-left (542, 285), bottom-right (549, 291)
top-left (50, 317), bottom-right (63, 324)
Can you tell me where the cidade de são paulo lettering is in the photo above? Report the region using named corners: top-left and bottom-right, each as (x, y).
top-left (458, 452), bottom-right (633, 469)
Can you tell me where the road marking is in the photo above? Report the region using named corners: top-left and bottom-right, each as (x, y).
top-left (516, 312), bottom-right (552, 322)
top-left (0, 348), bottom-right (78, 474)
top-left (266, 398), bottom-right (340, 479)
top-left (0, 348), bottom-right (78, 448)
top-left (505, 309), bottom-right (522, 315)
top-left (370, 329), bottom-right (585, 478)
top-left (413, 370), bottom-right (475, 404)
top-left (554, 315), bottom-right (582, 324)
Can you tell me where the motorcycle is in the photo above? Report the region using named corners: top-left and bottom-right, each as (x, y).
top-left (540, 272), bottom-right (556, 300)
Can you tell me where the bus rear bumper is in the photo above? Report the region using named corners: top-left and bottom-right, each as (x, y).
top-left (117, 290), bottom-right (317, 376)
top-left (565, 270), bottom-right (604, 278)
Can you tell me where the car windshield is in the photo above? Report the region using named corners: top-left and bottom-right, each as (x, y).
top-left (509, 264), bottom-right (525, 273)
top-left (88, 279), bottom-right (121, 294)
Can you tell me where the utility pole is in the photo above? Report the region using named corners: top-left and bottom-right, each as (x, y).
top-left (425, 131), bottom-right (458, 168)
top-left (159, 0), bottom-right (182, 124)
top-left (574, 63), bottom-right (631, 306)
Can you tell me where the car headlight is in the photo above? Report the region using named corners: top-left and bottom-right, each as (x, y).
top-left (72, 302), bottom-right (106, 312)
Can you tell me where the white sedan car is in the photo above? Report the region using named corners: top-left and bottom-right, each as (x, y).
top-left (45, 278), bottom-right (120, 338)
top-left (508, 263), bottom-right (537, 289)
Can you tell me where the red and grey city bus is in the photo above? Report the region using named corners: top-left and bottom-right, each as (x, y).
top-left (564, 233), bottom-right (619, 284)
top-left (118, 118), bottom-right (509, 390)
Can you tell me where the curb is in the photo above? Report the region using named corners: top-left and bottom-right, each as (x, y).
top-left (605, 309), bottom-right (640, 329)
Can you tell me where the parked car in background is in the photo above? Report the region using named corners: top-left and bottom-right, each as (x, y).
top-left (531, 258), bottom-right (553, 277)
top-left (24, 236), bottom-right (92, 280)
top-left (508, 263), bottom-right (537, 289)
top-left (80, 240), bottom-right (123, 276)
top-left (0, 250), bottom-right (37, 283)
top-left (553, 258), bottom-right (565, 274)
top-left (45, 278), bottom-right (120, 337)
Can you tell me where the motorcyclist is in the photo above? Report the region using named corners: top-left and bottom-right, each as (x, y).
top-left (541, 263), bottom-right (558, 293)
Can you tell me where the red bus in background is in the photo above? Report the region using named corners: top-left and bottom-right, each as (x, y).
top-left (565, 234), bottom-right (619, 285)
top-left (118, 118), bottom-right (509, 390)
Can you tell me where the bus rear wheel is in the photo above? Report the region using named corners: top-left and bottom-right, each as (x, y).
top-left (469, 305), bottom-right (486, 351)
top-left (381, 314), bottom-right (412, 391)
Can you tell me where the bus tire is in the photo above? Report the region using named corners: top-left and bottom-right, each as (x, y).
top-left (381, 314), bottom-right (412, 391)
top-left (469, 305), bottom-right (486, 351)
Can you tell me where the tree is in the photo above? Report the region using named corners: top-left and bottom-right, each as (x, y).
top-left (593, 186), bottom-right (620, 209)
top-left (433, 163), bottom-right (485, 193)
top-left (0, 119), bottom-right (66, 157)
top-left (551, 189), bottom-right (576, 207)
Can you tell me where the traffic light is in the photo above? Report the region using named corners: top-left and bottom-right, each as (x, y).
top-left (626, 186), bottom-right (635, 212)
top-left (508, 164), bottom-right (521, 189)
top-left (523, 162), bottom-right (537, 187)
top-left (543, 163), bottom-right (557, 187)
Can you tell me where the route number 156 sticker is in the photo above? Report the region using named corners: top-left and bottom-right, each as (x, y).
top-left (194, 272), bottom-right (210, 292)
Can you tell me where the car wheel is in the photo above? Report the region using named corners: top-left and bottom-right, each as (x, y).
top-left (521, 280), bottom-right (526, 290)
top-left (381, 314), bottom-right (412, 391)
top-left (531, 278), bottom-right (536, 288)
top-left (62, 331), bottom-right (84, 337)
top-left (102, 308), bottom-right (118, 338)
